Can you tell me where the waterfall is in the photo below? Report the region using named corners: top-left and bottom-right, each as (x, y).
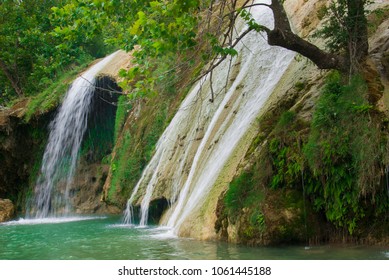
top-left (123, 4), bottom-right (295, 232)
top-left (122, 76), bottom-right (209, 225)
top-left (29, 51), bottom-right (120, 218)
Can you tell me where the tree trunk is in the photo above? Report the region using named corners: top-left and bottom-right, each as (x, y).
top-left (267, 0), bottom-right (347, 71)
top-left (267, 28), bottom-right (347, 71)
top-left (346, 0), bottom-right (369, 73)
top-left (0, 58), bottom-right (24, 97)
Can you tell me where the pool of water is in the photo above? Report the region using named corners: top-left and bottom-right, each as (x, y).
top-left (0, 215), bottom-right (388, 260)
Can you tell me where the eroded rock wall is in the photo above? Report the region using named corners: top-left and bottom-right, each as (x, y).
top-left (0, 101), bottom-right (51, 213)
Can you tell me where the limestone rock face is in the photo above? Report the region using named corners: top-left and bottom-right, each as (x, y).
top-left (0, 199), bottom-right (15, 222)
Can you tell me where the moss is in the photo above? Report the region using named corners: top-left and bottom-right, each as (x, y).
top-left (24, 59), bottom-right (93, 122)
top-left (80, 117), bottom-right (116, 163)
top-left (106, 97), bottom-right (171, 205)
top-left (294, 81), bottom-right (306, 92)
top-left (8, 122), bottom-right (49, 214)
top-left (114, 96), bottom-right (132, 142)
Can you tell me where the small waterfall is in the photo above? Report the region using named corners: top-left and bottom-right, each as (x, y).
top-left (30, 51), bottom-right (120, 218)
top-left (122, 77), bottom-right (208, 225)
top-left (123, 4), bottom-right (295, 232)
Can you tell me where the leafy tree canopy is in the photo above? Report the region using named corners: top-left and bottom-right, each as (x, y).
top-left (0, 0), bottom-right (373, 104)
top-left (0, 0), bottom-right (111, 105)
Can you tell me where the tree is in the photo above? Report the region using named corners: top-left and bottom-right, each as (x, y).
top-left (0, 0), bottom-right (62, 101)
top-left (39, 0), bottom-right (372, 100)
top-left (264, 0), bottom-right (349, 71)
top-left (314, 0), bottom-right (369, 73)
top-left (203, 0), bottom-right (369, 76)
top-left (50, 0), bottom-right (203, 98)
top-left (103, 0), bottom-right (369, 92)
top-left (0, 0), bottom-right (108, 105)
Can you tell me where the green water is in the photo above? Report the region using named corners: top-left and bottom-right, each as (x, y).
top-left (0, 216), bottom-right (388, 260)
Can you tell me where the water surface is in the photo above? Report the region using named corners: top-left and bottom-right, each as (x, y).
top-left (0, 216), bottom-right (387, 260)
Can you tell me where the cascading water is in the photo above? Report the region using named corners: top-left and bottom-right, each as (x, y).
top-left (29, 51), bottom-right (121, 218)
top-left (122, 76), bottom-right (211, 225)
top-left (123, 4), bottom-right (295, 234)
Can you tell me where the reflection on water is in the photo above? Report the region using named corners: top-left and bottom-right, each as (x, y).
top-left (0, 216), bottom-right (388, 260)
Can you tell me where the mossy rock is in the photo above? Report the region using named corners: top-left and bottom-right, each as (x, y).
top-left (262, 189), bottom-right (306, 244)
top-left (236, 189), bottom-right (324, 245)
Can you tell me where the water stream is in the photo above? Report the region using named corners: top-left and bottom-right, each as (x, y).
top-left (123, 4), bottom-right (294, 234)
top-left (28, 52), bottom-right (120, 218)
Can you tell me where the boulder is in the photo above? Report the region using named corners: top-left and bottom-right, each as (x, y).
top-left (0, 199), bottom-right (15, 222)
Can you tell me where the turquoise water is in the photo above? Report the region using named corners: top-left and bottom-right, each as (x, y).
top-left (0, 215), bottom-right (388, 260)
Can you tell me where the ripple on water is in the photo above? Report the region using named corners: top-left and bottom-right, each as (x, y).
top-left (106, 224), bottom-right (178, 240)
top-left (0, 216), bottom-right (107, 226)
top-left (106, 224), bottom-right (137, 229)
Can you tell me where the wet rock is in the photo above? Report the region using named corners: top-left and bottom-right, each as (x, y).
top-left (0, 199), bottom-right (15, 222)
top-left (0, 103), bottom-right (51, 203)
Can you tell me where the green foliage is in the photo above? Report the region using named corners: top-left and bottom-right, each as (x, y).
top-left (50, 1), bottom-right (111, 57)
top-left (314, 1), bottom-right (348, 52)
top-left (0, 0), bottom-right (106, 105)
top-left (80, 119), bottom-right (115, 162)
top-left (48, 0), bottom-right (238, 101)
top-left (249, 209), bottom-right (266, 233)
top-left (237, 71), bottom-right (389, 236)
top-left (50, 0), bottom-right (202, 99)
top-left (108, 99), bottom-right (170, 203)
top-left (224, 171), bottom-right (253, 213)
top-left (268, 111), bottom-right (306, 190)
top-left (276, 111), bottom-right (296, 129)
top-left (224, 171), bottom-right (264, 218)
top-left (314, 0), bottom-right (369, 53)
top-left (269, 138), bottom-right (303, 189)
top-left (24, 57), bottom-right (92, 121)
top-left (114, 96), bottom-right (132, 142)
top-left (303, 72), bottom-right (387, 234)
top-left (239, 9), bottom-right (267, 33)
top-left (117, 0), bottom-right (201, 98)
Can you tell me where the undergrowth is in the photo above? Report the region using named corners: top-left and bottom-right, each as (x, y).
top-left (224, 71), bottom-right (389, 237)
top-left (303, 72), bottom-right (387, 234)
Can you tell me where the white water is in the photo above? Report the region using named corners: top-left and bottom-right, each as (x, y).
top-left (122, 76), bottom-right (209, 225)
top-left (123, 4), bottom-right (295, 233)
top-left (2, 216), bottom-right (106, 226)
top-left (30, 51), bottom-right (120, 218)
